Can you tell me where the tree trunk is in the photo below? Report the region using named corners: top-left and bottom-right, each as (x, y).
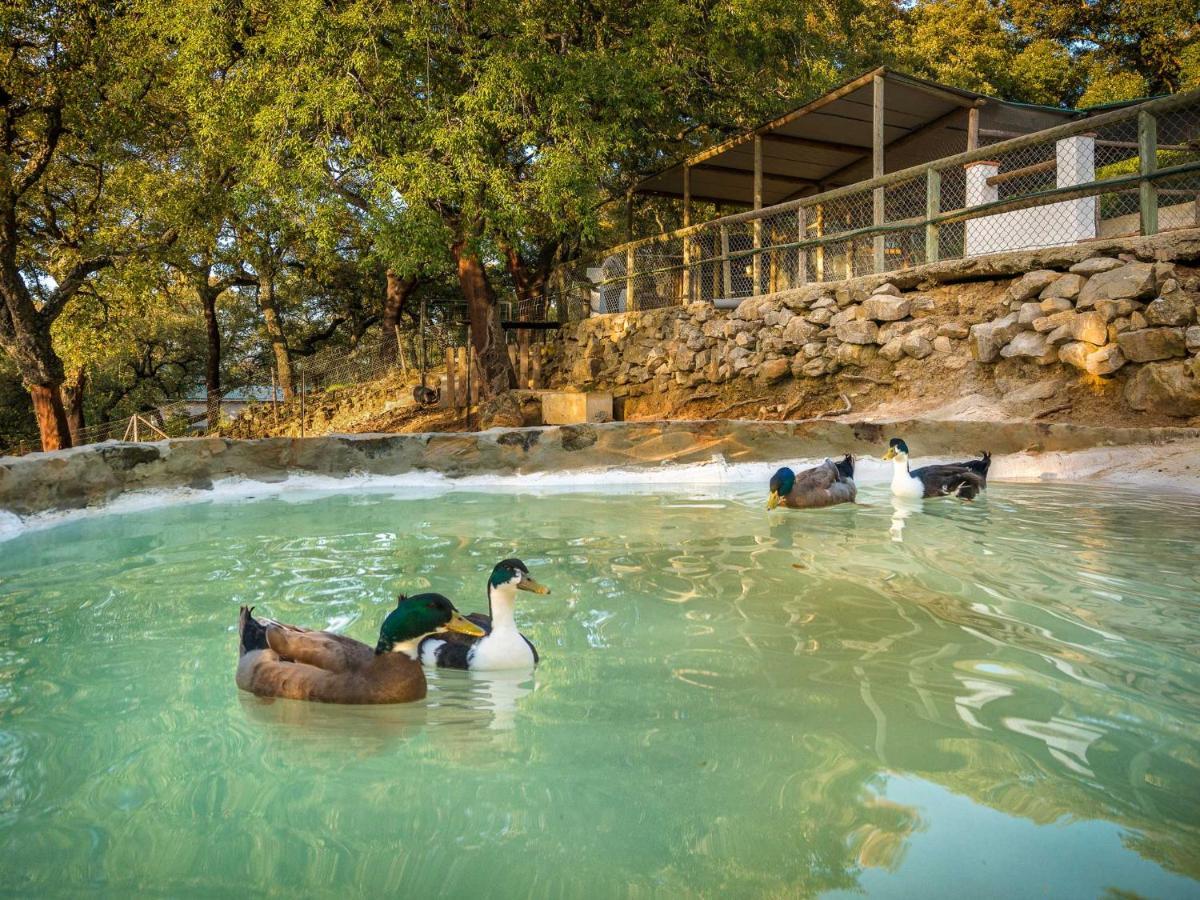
top-left (201, 288), bottom-right (221, 429)
top-left (382, 269), bottom-right (415, 362)
top-left (62, 367), bottom-right (86, 444)
top-left (258, 275), bottom-right (294, 401)
top-left (453, 241), bottom-right (514, 399)
top-left (29, 382), bottom-right (72, 451)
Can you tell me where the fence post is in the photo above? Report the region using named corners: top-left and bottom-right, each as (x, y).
top-left (872, 74), bottom-right (886, 274)
top-left (446, 345), bottom-right (457, 407)
top-left (720, 226), bottom-right (732, 298)
top-left (299, 361), bottom-right (306, 438)
top-left (1139, 109), bottom-right (1158, 236)
top-left (681, 234), bottom-right (691, 303)
top-left (925, 167), bottom-right (941, 264)
top-left (797, 207), bottom-right (808, 286)
top-left (625, 245), bottom-right (635, 312)
top-left (752, 135), bottom-right (762, 294)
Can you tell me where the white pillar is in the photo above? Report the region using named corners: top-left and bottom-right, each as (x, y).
top-left (1057, 134), bottom-right (1096, 242)
top-left (964, 161), bottom-right (999, 256)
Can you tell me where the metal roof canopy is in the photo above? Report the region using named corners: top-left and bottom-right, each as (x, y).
top-left (634, 67), bottom-right (1081, 210)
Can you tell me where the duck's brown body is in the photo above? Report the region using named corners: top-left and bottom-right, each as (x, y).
top-left (236, 607), bottom-right (427, 704)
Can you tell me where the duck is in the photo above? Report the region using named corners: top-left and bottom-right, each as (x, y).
top-left (235, 594), bottom-right (485, 704)
top-left (419, 558), bottom-right (551, 671)
top-left (883, 438), bottom-right (990, 500)
top-left (766, 455), bottom-right (857, 509)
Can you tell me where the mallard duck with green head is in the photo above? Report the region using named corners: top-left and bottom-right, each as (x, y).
top-left (420, 558), bottom-right (551, 671)
top-left (767, 455), bottom-right (857, 510)
top-left (236, 595), bottom-right (484, 704)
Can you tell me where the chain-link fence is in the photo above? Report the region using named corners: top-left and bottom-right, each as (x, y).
top-left (580, 88), bottom-right (1200, 315)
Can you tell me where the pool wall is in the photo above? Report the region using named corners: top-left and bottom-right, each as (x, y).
top-left (2, 419), bottom-right (1198, 515)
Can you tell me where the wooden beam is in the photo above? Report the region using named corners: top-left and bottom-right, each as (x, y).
top-left (872, 74), bottom-right (885, 273)
top-left (632, 187), bottom-right (753, 207)
top-left (682, 165), bottom-right (691, 227)
top-left (893, 72), bottom-right (981, 109)
top-left (753, 135), bottom-right (762, 293)
top-left (967, 107), bottom-right (979, 151)
top-left (692, 162), bottom-right (818, 186)
top-left (760, 133), bottom-right (867, 156)
top-left (1139, 109), bottom-right (1158, 235)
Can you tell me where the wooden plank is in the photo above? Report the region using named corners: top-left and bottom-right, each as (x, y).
top-left (925, 167), bottom-right (940, 263)
top-left (760, 133), bottom-right (867, 155)
top-left (682, 165), bottom-right (691, 227)
top-left (1139, 109), bottom-right (1158, 236)
top-left (445, 345), bottom-right (457, 408)
top-left (692, 162), bottom-right (818, 186)
top-left (682, 165), bottom-right (691, 302)
top-left (967, 107), bottom-right (979, 151)
top-left (872, 74), bottom-right (886, 273)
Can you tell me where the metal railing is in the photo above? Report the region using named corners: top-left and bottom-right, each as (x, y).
top-left (588, 88), bottom-right (1200, 314)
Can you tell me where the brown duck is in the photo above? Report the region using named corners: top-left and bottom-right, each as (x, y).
top-left (236, 594), bottom-right (484, 704)
top-left (767, 456), bottom-right (857, 510)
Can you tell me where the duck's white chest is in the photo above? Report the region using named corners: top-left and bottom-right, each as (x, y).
top-left (891, 468), bottom-right (925, 499)
top-left (469, 629), bottom-right (536, 670)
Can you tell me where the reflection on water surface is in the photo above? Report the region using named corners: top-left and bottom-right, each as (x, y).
top-left (1, 482), bottom-right (1198, 897)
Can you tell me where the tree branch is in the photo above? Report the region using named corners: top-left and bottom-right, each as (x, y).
top-left (13, 97), bottom-right (63, 198)
top-left (39, 255), bottom-right (113, 323)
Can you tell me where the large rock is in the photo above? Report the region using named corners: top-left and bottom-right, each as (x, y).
top-left (1009, 270), bottom-right (1061, 301)
top-left (1033, 310), bottom-right (1074, 333)
top-left (1000, 331), bottom-right (1054, 363)
top-left (758, 357), bottom-right (791, 383)
top-left (937, 322), bottom-right (969, 339)
top-left (805, 307), bottom-right (834, 325)
top-left (862, 294), bottom-right (910, 321)
top-left (1125, 362), bottom-right (1200, 417)
top-left (835, 320), bottom-right (879, 345)
top-left (781, 316), bottom-right (821, 347)
top-left (968, 313), bottom-right (1022, 363)
top-left (1077, 262), bottom-right (1157, 308)
top-left (836, 343), bottom-right (876, 367)
top-left (1071, 311), bottom-right (1109, 345)
top-left (1069, 257), bottom-right (1123, 275)
top-left (1040, 273), bottom-right (1084, 301)
top-left (879, 336), bottom-right (906, 361)
top-left (901, 333), bottom-right (933, 359)
top-left (1086, 344), bottom-right (1126, 375)
top-left (1187, 325), bottom-right (1200, 350)
top-left (1116, 327), bottom-right (1187, 363)
top-left (872, 282), bottom-right (902, 297)
top-left (1143, 292), bottom-right (1195, 327)
top-left (1039, 297), bottom-right (1073, 314)
top-left (1058, 341), bottom-right (1098, 370)
top-left (1093, 298), bottom-right (1134, 322)
top-left (1018, 301), bottom-right (1044, 325)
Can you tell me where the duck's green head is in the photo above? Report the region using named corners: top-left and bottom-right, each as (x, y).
top-left (488, 558), bottom-right (550, 596)
top-left (375, 593), bottom-right (484, 655)
top-left (767, 467), bottom-right (796, 509)
top-left (883, 438), bottom-right (909, 462)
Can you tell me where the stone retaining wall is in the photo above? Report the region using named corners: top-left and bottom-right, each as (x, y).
top-left (550, 230), bottom-right (1200, 419)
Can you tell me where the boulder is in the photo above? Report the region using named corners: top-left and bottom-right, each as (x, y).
top-left (1033, 310), bottom-right (1075, 333)
top-left (1093, 298), bottom-right (1134, 322)
top-left (968, 313), bottom-right (1022, 363)
top-left (1116, 328), bottom-right (1187, 363)
top-left (805, 307), bottom-right (834, 326)
top-left (781, 316), bottom-right (821, 347)
top-left (1072, 311), bottom-right (1109, 346)
top-left (802, 342), bottom-right (825, 358)
top-left (1018, 301), bottom-right (1045, 325)
top-left (933, 335), bottom-right (953, 354)
top-left (836, 343), bottom-right (876, 367)
top-left (908, 294), bottom-right (937, 316)
top-left (1085, 344), bottom-right (1126, 376)
top-left (1069, 256), bottom-right (1123, 275)
top-left (799, 357), bottom-right (830, 378)
top-left (901, 333), bottom-right (933, 359)
top-left (862, 294), bottom-right (910, 321)
top-left (1001, 331), bottom-right (1054, 363)
top-left (872, 282), bottom-right (902, 297)
top-left (879, 336), bottom-right (906, 361)
top-left (1040, 273), bottom-right (1084, 301)
top-left (835, 320), bottom-right (879, 345)
top-left (1187, 325), bottom-right (1200, 351)
top-left (1077, 262), bottom-right (1157, 308)
top-left (1125, 362), bottom-right (1200, 417)
top-left (1039, 297), bottom-right (1073, 314)
top-left (758, 357), bottom-right (791, 383)
top-left (1143, 292), bottom-right (1195, 327)
top-left (1009, 270), bottom-right (1061, 301)
top-left (1058, 341), bottom-right (1099, 370)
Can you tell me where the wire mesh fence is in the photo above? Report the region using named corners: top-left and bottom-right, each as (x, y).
top-left (573, 88), bottom-right (1200, 319)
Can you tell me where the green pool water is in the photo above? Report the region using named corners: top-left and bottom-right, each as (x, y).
top-left (1, 481), bottom-right (1199, 898)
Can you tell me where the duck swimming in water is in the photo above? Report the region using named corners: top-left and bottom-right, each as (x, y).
top-left (883, 438), bottom-right (990, 500)
top-left (767, 456), bottom-right (857, 510)
top-left (236, 595), bottom-right (484, 704)
top-left (420, 558), bottom-right (551, 671)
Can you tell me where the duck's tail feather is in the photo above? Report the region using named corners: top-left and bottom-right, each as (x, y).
top-left (239, 606), bottom-right (270, 656)
top-left (835, 453), bottom-right (855, 480)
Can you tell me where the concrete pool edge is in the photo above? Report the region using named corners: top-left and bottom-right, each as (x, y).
top-left (2, 418), bottom-right (1199, 517)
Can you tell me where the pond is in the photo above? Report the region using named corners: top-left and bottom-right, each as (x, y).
top-left (1, 480), bottom-right (1198, 897)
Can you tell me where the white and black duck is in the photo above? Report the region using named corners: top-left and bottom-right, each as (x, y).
top-left (883, 438), bottom-right (990, 500)
top-left (767, 455), bottom-right (857, 510)
top-left (419, 558), bottom-right (551, 671)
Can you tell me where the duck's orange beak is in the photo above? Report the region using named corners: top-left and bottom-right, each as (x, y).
top-left (517, 576), bottom-right (550, 595)
top-left (767, 490), bottom-right (781, 510)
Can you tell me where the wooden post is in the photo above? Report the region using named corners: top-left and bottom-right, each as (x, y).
top-left (681, 165), bottom-right (692, 303)
top-left (967, 106), bottom-right (979, 152)
top-left (1139, 109), bottom-right (1158, 236)
top-left (394, 325), bottom-right (407, 374)
top-left (445, 345), bottom-right (458, 407)
top-left (797, 206), bottom-right (808, 285)
top-left (925, 167), bottom-right (941, 264)
top-left (625, 189), bottom-right (634, 242)
top-left (270, 367), bottom-right (279, 427)
top-left (418, 300), bottom-right (428, 388)
top-left (468, 347), bottom-right (479, 406)
top-left (519, 339), bottom-right (530, 390)
top-left (752, 135), bottom-right (763, 294)
top-left (531, 346), bottom-right (542, 389)
top-left (299, 363), bottom-right (306, 438)
top-left (872, 74), bottom-right (886, 274)
top-left (625, 245), bottom-right (636, 312)
top-left (720, 225), bottom-right (732, 297)
top-left (815, 203), bottom-right (825, 282)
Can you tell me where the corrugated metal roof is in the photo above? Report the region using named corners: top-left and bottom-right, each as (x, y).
top-left (635, 67), bottom-right (1081, 207)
